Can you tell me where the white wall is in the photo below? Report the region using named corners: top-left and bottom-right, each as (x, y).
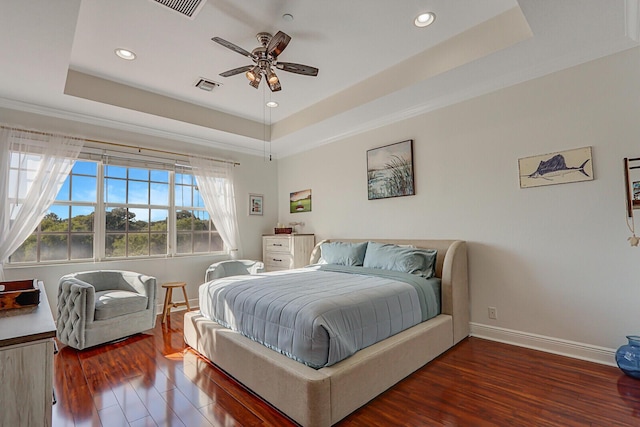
top-left (2, 118), bottom-right (279, 312)
top-left (277, 47), bottom-right (640, 363)
top-left (5, 46), bottom-right (639, 363)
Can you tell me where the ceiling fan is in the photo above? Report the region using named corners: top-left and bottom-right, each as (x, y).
top-left (212, 31), bottom-right (319, 92)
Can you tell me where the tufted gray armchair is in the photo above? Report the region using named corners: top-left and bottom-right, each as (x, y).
top-left (56, 270), bottom-right (157, 350)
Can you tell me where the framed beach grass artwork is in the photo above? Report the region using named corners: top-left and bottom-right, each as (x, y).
top-left (367, 140), bottom-right (415, 200)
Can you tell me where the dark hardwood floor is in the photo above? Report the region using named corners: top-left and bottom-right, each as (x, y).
top-left (53, 311), bottom-right (640, 426)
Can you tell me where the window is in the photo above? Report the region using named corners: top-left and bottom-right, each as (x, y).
top-left (175, 172), bottom-right (223, 254)
top-left (104, 165), bottom-right (169, 258)
top-left (8, 160), bottom-right (224, 264)
top-left (10, 160), bottom-right (97, 262)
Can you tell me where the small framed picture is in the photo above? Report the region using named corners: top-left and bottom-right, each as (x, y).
top-left (249, 194), bottom-right (263, 216)
top-left (290, 189), bottom-right (312, 213)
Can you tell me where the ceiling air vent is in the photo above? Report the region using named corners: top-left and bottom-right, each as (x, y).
top-left (195, 78), bottom-right (221, 92)
top-left (151, 0), bottom-right (207, 19)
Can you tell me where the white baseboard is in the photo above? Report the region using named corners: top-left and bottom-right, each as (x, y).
top-left (470, 322), bottom-right (617, 367)
top-left (150, 309), bottom-right (617, 366)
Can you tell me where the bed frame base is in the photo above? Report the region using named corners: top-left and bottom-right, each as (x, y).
top-left (184, 239), bottom-right (468, 426)
top-left (185, 311), bottom-right (453, 426)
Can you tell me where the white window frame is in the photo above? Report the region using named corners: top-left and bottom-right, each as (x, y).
top-left (7, 156), bottom-right (225, 266)
top-left (174, 171), bottom-right (223, 255)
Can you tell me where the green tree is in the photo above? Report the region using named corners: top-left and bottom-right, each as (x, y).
top-left (106, 234), bottom-right (126, 257)
top-left (41, 212), bottom-right (67, 232)
top-left (176, 210), bottom-right (194, 231)
top-left (106, 208), bottom-right (134, 231)
top-left (9, 235), bottom-right (37, 262)
top-left (71, 212), bottom-right (94, 232)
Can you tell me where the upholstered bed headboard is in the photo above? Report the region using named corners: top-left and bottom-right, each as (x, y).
top-left (309, 238), bottom-right (469, 344)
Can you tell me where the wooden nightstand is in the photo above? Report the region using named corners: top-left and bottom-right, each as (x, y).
top-left (262, 234), bottom-right (315, 272)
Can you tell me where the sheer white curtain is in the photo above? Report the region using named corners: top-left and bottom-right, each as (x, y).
top-left (0, 128), bottom-right (83, 279)
top-left (188, 156), bottom-right (242, 259)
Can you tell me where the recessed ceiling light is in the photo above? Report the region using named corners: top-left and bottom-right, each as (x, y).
top-left (115, 48), bottom-right (137, 60)
top-left (282, 13), bottom-right (294, 22)
top-left (266, 101), bottom-right (279, 108)
top-left (414, 12), bottom-right (435, 28)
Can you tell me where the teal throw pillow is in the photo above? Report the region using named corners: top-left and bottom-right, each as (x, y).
top-left (363, 242), bottom-right (437, 278)
top-left (320, 241), bottom-right (368, 266)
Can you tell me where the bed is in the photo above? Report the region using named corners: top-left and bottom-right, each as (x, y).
top-left (184, 238), bottom-right (468, 427)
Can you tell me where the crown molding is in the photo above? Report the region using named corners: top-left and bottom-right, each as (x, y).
top-left (0, 96), bottom-right (268, 158)
top-left (277, 38), bottom-right (639, 159)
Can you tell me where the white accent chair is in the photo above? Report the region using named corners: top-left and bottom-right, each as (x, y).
top-left (204, 260), bottom-right (264, 282)
top-left (56, 270), bottom-right (157, 350)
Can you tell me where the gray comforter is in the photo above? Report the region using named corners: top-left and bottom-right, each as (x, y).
top-left (198, 265), bottom-right (441, 368)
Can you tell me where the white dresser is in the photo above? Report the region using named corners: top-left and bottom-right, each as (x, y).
top-left (262, 234), bottom-right (315, 272)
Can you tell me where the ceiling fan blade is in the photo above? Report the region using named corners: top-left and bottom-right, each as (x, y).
top-left (267, 31), bottom-right (291, 58)
top-left (212, 37), bottom-right (256, 60)
top-left (219, 65), bottom-right (254, 77)
top-left (275, 62), bottom-right (319, 76)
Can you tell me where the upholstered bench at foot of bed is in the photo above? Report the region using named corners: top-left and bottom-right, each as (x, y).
top-left (184, 310), bottom-right (454, 427)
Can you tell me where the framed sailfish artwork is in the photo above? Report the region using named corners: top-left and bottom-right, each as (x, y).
top-left (518, 147), bottom-right (593, 189)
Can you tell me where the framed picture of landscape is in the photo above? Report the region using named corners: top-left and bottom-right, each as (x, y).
top-left (367, 139), bottom-right (415, 200)
top-left (290, 189), bottom-right (312, 213)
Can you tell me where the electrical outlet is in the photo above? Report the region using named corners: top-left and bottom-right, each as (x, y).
top-left (488, 307), bottom-right (498, 320)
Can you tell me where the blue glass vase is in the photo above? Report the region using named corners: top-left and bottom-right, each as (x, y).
top-left (616, 335), bottom-right (640, 379)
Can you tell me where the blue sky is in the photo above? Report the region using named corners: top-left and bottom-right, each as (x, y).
top-left (49, 161), bottom-right (207, 222)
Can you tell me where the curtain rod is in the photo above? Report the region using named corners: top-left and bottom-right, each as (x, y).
top-left (0, 125), bottom-right (240, 167)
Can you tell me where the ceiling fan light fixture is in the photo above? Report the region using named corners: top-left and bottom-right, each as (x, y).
top-left (268, 80), bottom-right (281, 92)
top-left (414, 12), bottom-right (436, 28)
top-left (246, 66), bottom-right (260, 82)
top-left (248, 71), bottom-right (262, 88)
top-left (266, 68), bottom-right (279, 84)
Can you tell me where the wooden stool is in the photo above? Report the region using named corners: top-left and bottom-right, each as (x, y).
top-left (161, 281), bottom-right (191, 324)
